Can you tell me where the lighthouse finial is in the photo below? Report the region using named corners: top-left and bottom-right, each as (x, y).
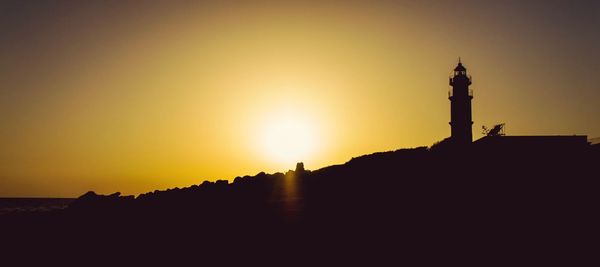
top-left (458, 56), bottom-right (462, 64)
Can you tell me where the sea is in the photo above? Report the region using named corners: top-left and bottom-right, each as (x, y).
top-left (0, 198), bottom-right (74, 215)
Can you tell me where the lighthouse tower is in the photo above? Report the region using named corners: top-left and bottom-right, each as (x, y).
top-left (449, 59), bottom-right (473, 144)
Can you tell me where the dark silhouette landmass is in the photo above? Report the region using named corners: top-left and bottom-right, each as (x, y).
top-left (2, 139), bottom-right (598, 264)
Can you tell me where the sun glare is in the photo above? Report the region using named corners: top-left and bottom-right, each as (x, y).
top-left (261, 113), bottom-right (318, 165)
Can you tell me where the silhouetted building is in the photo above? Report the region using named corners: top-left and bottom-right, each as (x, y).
top-left (295, 162), bottom-right (305, 172)
top-left (446, 61), bottom-right (590, 151)
top-left (474, 135), bottom-right (588, 152)
top-left (449, 59), bottom-right (473, 144)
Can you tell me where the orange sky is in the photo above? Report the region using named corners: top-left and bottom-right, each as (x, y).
top-left (1, 1), bottom-right (599, 197)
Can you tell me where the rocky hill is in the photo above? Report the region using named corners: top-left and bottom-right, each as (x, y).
top-left (2, 142), bottom-right (598, 264)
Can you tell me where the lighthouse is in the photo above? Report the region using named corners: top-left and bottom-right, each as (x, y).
top-left (449, 59), bottom-right (473, 144)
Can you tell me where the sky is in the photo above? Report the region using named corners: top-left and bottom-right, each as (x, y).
top-left (1, 0), bottom-right (599, 197)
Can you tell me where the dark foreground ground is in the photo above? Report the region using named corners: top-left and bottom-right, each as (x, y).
top-left (2, 140), bottom-right (599, 265)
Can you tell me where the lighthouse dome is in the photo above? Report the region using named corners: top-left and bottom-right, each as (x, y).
top-left (454, 62), bottom-right (466, 72)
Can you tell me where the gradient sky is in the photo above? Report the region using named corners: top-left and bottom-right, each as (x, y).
top-left (1, 1), bottom-right (599, 197)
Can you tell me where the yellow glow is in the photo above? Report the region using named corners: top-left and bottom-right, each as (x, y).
top-left (260, 110), bottom-right (318, 165)
top-left (0, 2), bottom-right (597, 197)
